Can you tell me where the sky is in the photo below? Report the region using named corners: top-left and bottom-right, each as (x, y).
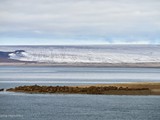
top-left (0, 0), bottom-right (160, 45)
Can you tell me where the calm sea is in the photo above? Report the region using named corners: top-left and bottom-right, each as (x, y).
top-left (0, 66), bottom-right (160, 88)
top-left (0, 66), bottom-right (160, 120)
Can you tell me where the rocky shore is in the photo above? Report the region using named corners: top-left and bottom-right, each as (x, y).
top-left (6, 83), bottom-right (160, 95)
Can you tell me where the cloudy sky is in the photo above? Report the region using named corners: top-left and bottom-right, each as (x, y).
top-left (0, 0), bottom-right (160, 45)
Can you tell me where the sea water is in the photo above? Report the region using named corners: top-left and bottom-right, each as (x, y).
top-left (0, 93), bottom-right (160, 120)
top-left (0, 66), bottom-right (160, 120)
top-left (0, 66), bottom-right (160, 88)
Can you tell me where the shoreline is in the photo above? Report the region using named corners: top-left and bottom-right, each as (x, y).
top-left (1, 62), bottom-right (160, 68)
top-left (6, 82), bottom-right (160, 95)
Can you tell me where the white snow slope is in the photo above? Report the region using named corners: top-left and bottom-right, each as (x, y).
top-left (0, 45), bottom-right (160, 63)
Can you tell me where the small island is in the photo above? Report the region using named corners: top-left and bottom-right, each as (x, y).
top-left (6, 82), bottom-right (160, 95)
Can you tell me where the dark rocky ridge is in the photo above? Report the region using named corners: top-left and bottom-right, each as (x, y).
top-left (0, 50), bottom-right (24, 62)
top-left (0, 50), bottom-right (36, 63)
top-left (0, 51), bottom-right (12, 58)
top-left (0, 50), bottom-right (25, 58)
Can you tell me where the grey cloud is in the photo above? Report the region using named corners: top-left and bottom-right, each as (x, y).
top-left (0, 0), bottom-right (160, 44)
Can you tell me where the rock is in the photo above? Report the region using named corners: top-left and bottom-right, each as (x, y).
top-left (0, 88), bottom-right (4, 91)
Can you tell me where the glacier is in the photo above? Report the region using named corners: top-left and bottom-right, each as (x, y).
top-left (0, 45), bottom-right (160, 63)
